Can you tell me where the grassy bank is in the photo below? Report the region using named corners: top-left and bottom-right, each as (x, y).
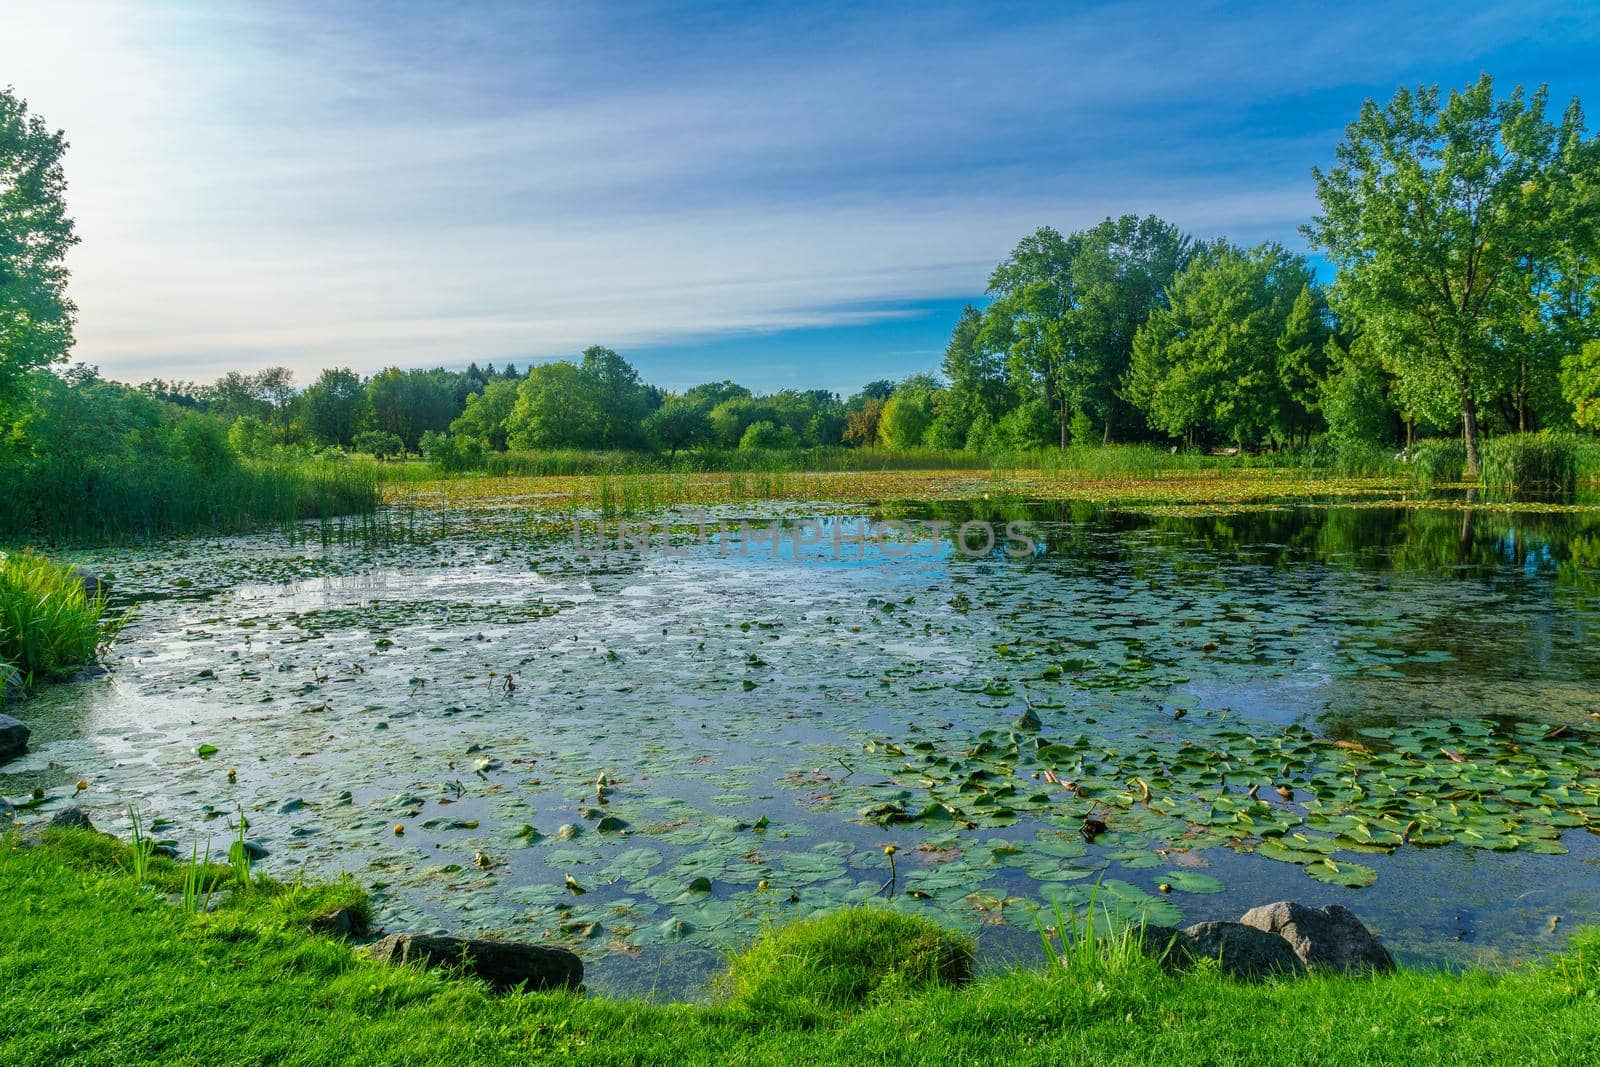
top-left (3, 831), bottom-right (1598, 1065)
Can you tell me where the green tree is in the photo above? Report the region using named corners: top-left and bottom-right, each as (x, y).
top-left (1563, 339), bottom-right (1600, 430)
top-left (1275, 285), bottom-right (1333, 444)
top-left (1067, 215), bottom-right (1191, 442)
top-left (1307, 75), bottom-right (1599, 475)
top-left (578, 346), bottom-right (652, 449)
top-left (643, 397), bottom-right (712, 455)
top-left (941, 305), bottom-right (1009, 428)
top-left (1126, 242), bottom-right (1314, 448)
top-left (301, 368), bottom-right (367, 447)
top-left (365, 368), bottom-right (455, 451)
top-left (449, 378), bottom-right (519, 451)
top-left (738, 420), bottom-right (798, 450)
top-left (505, 362), bottom-right (602, 449)
top-left (876, 376), bottom-right (941, 450)
top-left (0, 89), bottom-right (77, 405)
top-left (982, 228), bottom-right (1074, 446)
top-left (683, 380), bottom-right (751, 408)
top-left (1321, 332), bottom-right (1399, 446)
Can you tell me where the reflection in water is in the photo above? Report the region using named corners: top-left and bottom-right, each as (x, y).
top-left (2, 500), bottom-right (1598, 996)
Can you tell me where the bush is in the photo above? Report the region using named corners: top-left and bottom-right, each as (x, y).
top-left (0, 551), bottom-right (128, 685)
top-left (419, 430), bottom-right (486, 473)
top-left (1480, 431), bottom-right (1580, 498)
top-left (352, 430), bottom-right (405, 460)
top-left (739, 420), bottom-right (798, 450)
top-left (720, 907), bottom-right (973, 1022)
top-left (171, 413), bottom-right (236, 473)
top-left (1408, 438), bottom-right (1466, 486)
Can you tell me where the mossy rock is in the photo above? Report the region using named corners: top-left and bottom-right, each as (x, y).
top-left (720, 906), bottom-right (973, 1020)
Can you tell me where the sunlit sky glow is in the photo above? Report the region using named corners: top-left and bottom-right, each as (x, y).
top-left (5, 1), bottom-right (1598, 393)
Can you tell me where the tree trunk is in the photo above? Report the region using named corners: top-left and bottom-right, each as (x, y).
top-left (1461, 391), bottom-right (1481, 479)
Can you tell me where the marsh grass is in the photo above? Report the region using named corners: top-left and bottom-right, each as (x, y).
top-left (0, 456), bottom-right (379, 541)
top-left (1481, 431), bottom-right (1581, 498)
top-left (0, 550), bottom-right (129, 686)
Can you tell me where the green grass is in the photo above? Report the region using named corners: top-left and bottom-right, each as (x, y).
top-left (0, 456), bottom-right (379, 542)
top-left (0, 550), bottom-right (128, 686)
top-left (4, 831), bottom-right (1600, 1065)
top-left (1481, 431), bottom-right (1581, 498)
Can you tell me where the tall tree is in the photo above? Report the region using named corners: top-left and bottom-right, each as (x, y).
top-left (1068, 215), bottom-right (1191, 442)
top-left (505, 361), bottom-right (601, 449)
top-left (1307, 76), bottom-right (1599, 474)
top-left (578, 346), bottom-right (652, 449)
top-left (301, 368), bottom-right (367, 446)
top-left (0, 89), bottom-right (77, 406)
top-left (1126, 242), bottom-right (1314, 448)
top-left (450, 377), bottom-right (519, 451)
top-left (941, 304), bottom-right (1009, 428)
top-left (982, 227), bottom-right (1075, 446)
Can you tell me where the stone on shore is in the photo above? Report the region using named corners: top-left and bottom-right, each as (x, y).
top-left (1239, 901), bottom-right (1394, 973)
top-left (365, 933), bottom-right (583, 993)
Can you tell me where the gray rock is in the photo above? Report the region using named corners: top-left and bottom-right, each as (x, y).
top-left (0, 714), bottom-right (28, 762)
top-left (1181, 921), bottom-right (1306, 980)
top-left (310, 906), bottom-right (368, 939)
top-left (366, 932), bottom-right (583, 993)
top-left (1239, 901), bottom-right (1394, 973)
top-left (48, 806), bottom-right (94, 831)
top-left (68, 566), bottom-right (109, 600)
top-left (151, 844), bottom-right (180, 859)
top-left (1132, 924), bottom-right (1195, 969)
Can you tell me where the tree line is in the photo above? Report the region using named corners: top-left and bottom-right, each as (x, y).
top-left (4, 77), bottom-right (1600, 479)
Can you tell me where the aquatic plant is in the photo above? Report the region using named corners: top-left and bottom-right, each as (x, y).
top-left (0, 550), bottom-right (128, 685)
top-left (1480, 431), bottom-right (1580, 499)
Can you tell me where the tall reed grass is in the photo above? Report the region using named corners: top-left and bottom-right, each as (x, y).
top-left (0, 551), bottom-right (129, 685)
top-left (1480, 431), bottom-right (1581, 498)
top-left (0, 457), bottom-right (379, 541)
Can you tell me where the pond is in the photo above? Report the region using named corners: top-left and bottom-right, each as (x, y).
top-left (7, 499), bottom-right (1600, 997)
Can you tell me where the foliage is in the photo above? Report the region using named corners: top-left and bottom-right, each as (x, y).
top-left (0, 550), bottom-right (127, 683)
top-left (0, 89), bottom-right (77, 406)
top-left (352, 429), bottom-right (405, 460)
top-left (1407, 438), bottom-right (1466, 485)
top-left (301, 368), bottom-right (367, 447)
top-left (643, 397), bottom-right (713, 455)
top-left (841, 398), bottom-right (883, 446)
top-left (1126, 242), bottom-right (1318, 446)
top-left (738, 419), bottom-right (797, 450)
top-left (876, 378), bottom-right (940, 450)
top-left (169, 413), bottom-right (235, 473)
top-left (419, 430), bottom-right (487, 473)
top-left (1563, 340), bottom-right (1600, 431)
top-left (506, 362), bottom-right (603, 450)
top-left (448, 378), bottom-right (519, 451)
top-left (1479, 431), bottom-right (1580, 498)
top-left (1321, 332), bottom-right (1398, 446)
top-left (1308, 75), bottom-right (1600, 474)
top-left (365, 367), bottom-right (457, 451)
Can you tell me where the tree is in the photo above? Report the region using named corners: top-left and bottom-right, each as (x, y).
top-left (1563, 339), bottom-right (1600, 430)
top-left (982, 227), bottom-right (1074, 446)
top-left (1275, 286), bottom-right (1333, 444)
top-left (1307, 76), bottom-right (1599, 475)
top-left (1321, 332), bottom-right (1399, 446)
top-left (301, 368), bottom-right (367, 446)
top-left (683, 380), bottom-right (751, 408)
top-left (941, 305), bottom-right (1009, 429)
top-left (877, 376), bottom-right (941, 450)
top-left (450, 378), bottom-right (519, 451)
top-left (643, 397), bottom-right (712, 455)
top-left (842, 398), bottom-right (883, 446)
top-left (0, 89), bottom-right (77, 406)
top-left (1126, 242), bottom-right (1314, 448)
top-left (739, 420), bottom-right (798, 450)
top-left (578, 346), bottom-right (652, 449)
top-left (1067, 215), bottom-right (1191, 442)
top-left (505, 361), bottom-right (602, 449)
top-left (365, 367), bottom-right (455, 451)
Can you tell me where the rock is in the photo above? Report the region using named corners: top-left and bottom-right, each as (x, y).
top-left (1132, 924), bottom-right (1195, 969)
top-left (48, 806), bottom-right (94, 831)
top-left (365, 933), bottom-right (583, 993)
top-left (151, 844), bottom-right (179, 859)
top-left (68, 566), bottom-right (109, 600)
top-left (1239, 901), bottom-right (1394, 973)
top-left (1180, 921), bottom-right (1306, 980)
top-left (310, 906), bottom-right (368, 939)
top-left (0, 714), bottom-right (28, 762)
top-left (235, 840), bottom-right (269, 861)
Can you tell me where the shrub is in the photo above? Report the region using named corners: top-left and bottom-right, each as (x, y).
top-left (352, 430), bottom-right (405, 460)
top-left (1480, 431), bottom-right (1580, 498)
top-left (170, 413), bottom-right (236, 473)
top-left (1408, 438), bottom-right (1466, 486)
top-left (419, 430), bottom-right (486, 473)
top-left (739, 420), bottom-right (798, 450)
top-left (0, 551), bottom-right (129, 685)
top-left (720, 907), bottom-right (973, 1022)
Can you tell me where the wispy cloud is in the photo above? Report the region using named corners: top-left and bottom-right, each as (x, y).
top-left (4, 1), bottom-right (1597, 388)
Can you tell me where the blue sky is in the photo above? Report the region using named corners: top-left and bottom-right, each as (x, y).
top-left (4, 1), bottom-right (1599, 395)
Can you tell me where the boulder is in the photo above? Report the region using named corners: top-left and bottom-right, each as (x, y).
top-left (310, 906), bottom-right (368, 939)
top-left (1132, 924), bottom-right (1195, 969)
top-left (68, 566), bottom-right (109, 600)
top-left (366, 933), bottom-right (582, 993)
top-left (0, 714), bottom-right (28, 761)
top-left (48, 806), bottom-right (94, 831)
top-left (1239, 901), bottom-right (1394, 973)
top-left (1180, 921), bottom-right (1306, 980)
